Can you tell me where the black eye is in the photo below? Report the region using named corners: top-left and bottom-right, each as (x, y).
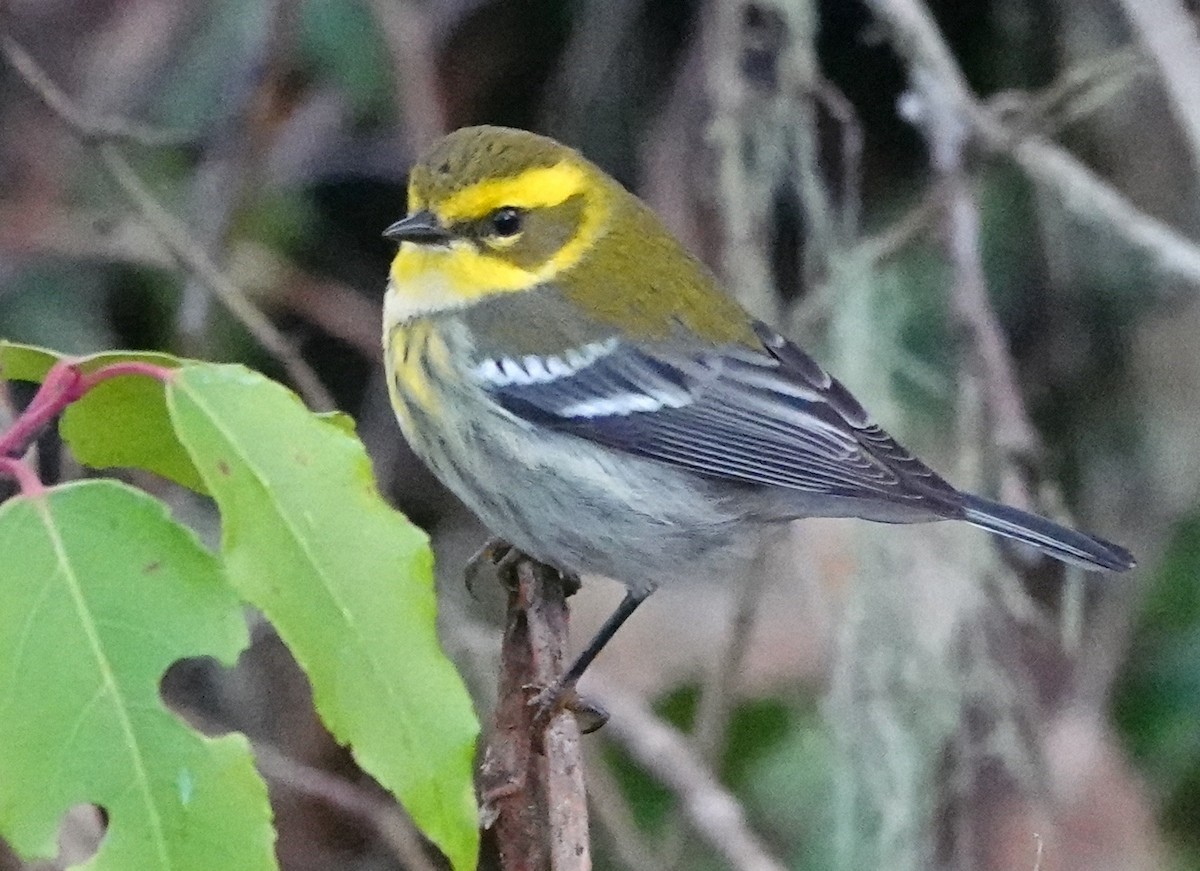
top-left (490, 207), bottom-right (523, 237)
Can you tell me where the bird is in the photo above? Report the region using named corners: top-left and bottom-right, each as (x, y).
top-left (380, 125), bottom-right (1134, 717)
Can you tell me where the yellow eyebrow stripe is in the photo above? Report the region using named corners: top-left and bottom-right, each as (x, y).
top-left (386, 158), bottom-right (611, 313)
top-left (434, 162), bottom-right (587, 224)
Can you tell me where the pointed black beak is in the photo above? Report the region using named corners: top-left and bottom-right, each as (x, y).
top-left (382, 210), bottom-right (452, 245)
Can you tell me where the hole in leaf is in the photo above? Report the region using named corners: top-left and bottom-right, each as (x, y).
top-left (54, 802), bottom-right (106, 866)
top-left (160, 655), bottom-right (240, 737)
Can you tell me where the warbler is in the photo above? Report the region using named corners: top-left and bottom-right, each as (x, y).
top-left (381, 125), bottom-right (1134, 708)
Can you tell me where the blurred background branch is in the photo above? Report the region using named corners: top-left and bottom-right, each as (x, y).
top-left (0, 29), bottom-right (334, 410)
top-left (1115, 0), bottom-right (1200, 173)
top-left (866, 0), bottom-right (1200, 290)
top-left (592, 675), bottom-right (788, 871)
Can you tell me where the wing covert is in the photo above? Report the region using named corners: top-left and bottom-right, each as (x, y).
top-left (472, 324), bottom-right (962, 507)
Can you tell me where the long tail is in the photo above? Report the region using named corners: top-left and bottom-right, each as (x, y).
top-left (961, 494), bottom-right (1135, 572)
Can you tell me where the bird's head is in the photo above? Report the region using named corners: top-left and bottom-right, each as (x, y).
top-left (383, 126), bottom-right (616, 323)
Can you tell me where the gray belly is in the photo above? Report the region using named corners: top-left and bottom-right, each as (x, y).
top-left (403, 391), bottom-right (761, 595)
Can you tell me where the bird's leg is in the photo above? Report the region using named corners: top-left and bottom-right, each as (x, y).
top-left (529, 589), bottom-right (648, 733)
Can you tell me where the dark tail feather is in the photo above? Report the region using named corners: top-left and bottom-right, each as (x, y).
top-left (962, 494), bottom-right (1135, 572)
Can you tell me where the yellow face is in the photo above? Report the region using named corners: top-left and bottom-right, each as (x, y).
top-left (384, 141), bottom-right (612, 326)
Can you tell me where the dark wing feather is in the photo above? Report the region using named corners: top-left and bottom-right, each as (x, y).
top-left (474, 323), bottom-right (963, 512)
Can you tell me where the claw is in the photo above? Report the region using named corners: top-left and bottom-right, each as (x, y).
top-left (558, 569), bottom-right (582, 597)
top-left (465, 539), bottom-right (579, 597)
top-left (526, 681), bottom-right (609, 734)
top-left (464, 537), bottom-right (514, 599)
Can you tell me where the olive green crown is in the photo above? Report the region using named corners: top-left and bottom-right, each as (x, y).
top-left (409, 126), bottom-right (574, 203)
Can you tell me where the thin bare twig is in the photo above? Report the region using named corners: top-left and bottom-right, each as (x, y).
top-left (590, 676), bottom-right (787, 871)
top-left (0, 30), bottom-right (184, 148)
top-left (253, 743), bottom-right (441, 871)
top-left (0, 32), bottom-right (334, 412)
top-left (903, 67), bottom-right (1041, 508)
top-left (864, 0), bottom-right (1200, 290)
top-left (173, 701), bottom-right (441, 871)
top-left (857, 49), bottom-right (1149, 270)
top-left (478, 559), bottom-right (590, 871)
top-left (96, 143), bottom-right (333, 410)
top-left (856, 182), bottom-right (944, 265)
top-left (704, 0), bottom-right (784, 324)
top-left (814, 75), bottom-right (865, 243)
top-left (987, 48), bottom-right (1150, 137)
top-left (780, 0), bottom-right (841, 284)
top-left (676, 8), bottom-right (813, 864)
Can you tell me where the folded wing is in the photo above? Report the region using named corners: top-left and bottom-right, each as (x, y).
top-left (473, 323), bottom-right (965, 516)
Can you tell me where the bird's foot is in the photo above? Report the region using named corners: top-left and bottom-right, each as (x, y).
top-left (465, 538), bottom-right (581, 597)
top-left (527, 680), bottom-right (609, 734)
top-left (555, 566), bottom-right (582, 597)
top-left (464, 537), bottom-right (516, 598)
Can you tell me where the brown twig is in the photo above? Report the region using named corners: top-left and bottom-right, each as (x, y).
top-left (589, 676), bottom-right (787, 871)
top-left (366, 0), bottom-right (447, 153)
top-left (0, 31), bottom-right (184, 148)
top-left (0, 32), bottom-right (335, 412)
top-left (864, 0), bottom-right (1200, 290)
top-left (478, 558), bottom-right (590, 871)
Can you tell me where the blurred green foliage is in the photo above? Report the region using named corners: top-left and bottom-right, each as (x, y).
top-left (1116, 510), bottom-right (1200, 868)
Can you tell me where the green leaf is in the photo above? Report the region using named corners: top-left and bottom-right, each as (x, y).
top-left (0, 342), bottom-right (205, 494)
top-left (316, 409), bottom-right (359, 436)
top-left (165, 364), bottom-right (480, 871)
top-left (61, 365), bottom-right (204, 495)
top-left (0, 340), bottom-right (63, 382)
top-left (0, 480), bottom-right (274, 871)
